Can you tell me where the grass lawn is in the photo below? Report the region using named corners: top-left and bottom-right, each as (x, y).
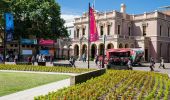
top-left (0, 72), bottom-right (70, 97)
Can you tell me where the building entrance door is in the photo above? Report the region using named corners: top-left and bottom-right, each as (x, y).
top-left (145, 49), bottom-right (148, 62)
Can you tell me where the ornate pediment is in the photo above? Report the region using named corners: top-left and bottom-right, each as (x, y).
top-left (106, 21), bottom-right (112, 26)
top-left (142, 21), bottom-right (148, 27)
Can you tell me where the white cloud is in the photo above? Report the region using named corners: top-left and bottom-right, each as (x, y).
top-left (61, 14), bottom-right (80, 22)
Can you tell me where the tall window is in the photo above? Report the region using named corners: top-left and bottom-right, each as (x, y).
top-left (160, 43), bottom-right (162, 57)
top-left (69, 30), bottom-right (71, 35)
top-left (168, 27), bottom-right (170, 37)
top-left (128, 27), bottom-right (131, 36)
top-left (100, 26), bottom-right (104, 36)
top-left (143, 26), bottom-right (146, 36)
top-left (77, 29), bottom-right (79, 38)
top-left (118, 25), bottom-right (120, 34)
top-left (160, 25), bottom-right (162, 36)
top-left (82, 28), bottom-right (85, 36)
top-left (107, 25), bottom-right (111, 35)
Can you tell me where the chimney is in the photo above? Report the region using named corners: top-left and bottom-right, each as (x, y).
top-left (120, 3), bottom-right (126, 19)
top-left (120, 3), bottom-right (126, 13)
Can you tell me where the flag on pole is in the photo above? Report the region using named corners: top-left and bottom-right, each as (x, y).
top-left (89, 7), bottom-right (99, 42)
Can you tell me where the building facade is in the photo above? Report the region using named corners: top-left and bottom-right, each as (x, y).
top-left (71, 4), bottom-right (170, 62)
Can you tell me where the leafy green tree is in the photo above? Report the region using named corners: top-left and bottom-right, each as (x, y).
top-left (10, 0), bottom-right (68, 40)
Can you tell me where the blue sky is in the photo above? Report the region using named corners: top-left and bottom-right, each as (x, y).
top-left (56, 0), bottom-right (170, 20)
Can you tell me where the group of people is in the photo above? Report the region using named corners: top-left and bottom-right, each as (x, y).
top-left (149, 57), bottom-right (165, 71)
top-left (25, 54), bottom-right (54, 65)
top-left (127, 57), bottom-right (166, 71)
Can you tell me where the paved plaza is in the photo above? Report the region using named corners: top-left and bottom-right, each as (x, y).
top-left (5, 61), bottom-right (170, 75)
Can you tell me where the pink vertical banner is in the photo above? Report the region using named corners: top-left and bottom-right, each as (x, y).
top-left (90, 7), bottom-right (99, 42)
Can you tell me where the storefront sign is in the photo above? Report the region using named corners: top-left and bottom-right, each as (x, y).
top-left (22, 50), bottom-right (32, 55)
top-left (39, 39), bottom-right (55, 45)
top-left (21, 39), bottom-right (37, 44)
top-left (40, 50), bottom-right (49, 55)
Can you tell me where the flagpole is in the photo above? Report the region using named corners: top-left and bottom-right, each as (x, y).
top-left (93, 0), bottom-right (95, 9)
top-left (88, 2), bottom-right (90, 69)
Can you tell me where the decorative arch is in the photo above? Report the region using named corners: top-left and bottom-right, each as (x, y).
top-left (91, 44), bottom-right (97, 59)
top-left (130, 44), bottom-right (134, 48)
top-left (168, 44), bottom-right (170, 62)
top-left (125, 44), bottom-right (129, 48)
top-left (81, 44), bottom-right (87, 55)
top-left (74, 44), bottom-right (79, 57)
top-left (119, 43), bottom-right (123, 48)
top-left (98, 43), bottom-right (104, 55)
top-left (107, 43), bottom-right (114, 49)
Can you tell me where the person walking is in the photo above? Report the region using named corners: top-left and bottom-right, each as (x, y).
top-left (38, 55), bottom-right (42, 62)
top-left (150, 57), bottom-right (155, 71)
top-left (159, 57), bottom-right (165, 69)
top-left (14, 54), bottom-right (18, 64)
top-left (6, 54), bottom-right (9, 62)
top-left (50, 55), bottom-right (54, 64)
top-left (31, 56), bottom-right (35, 65)
top-left (127, 59), bottom-right (133, 70)
top-left (95, 55), bottom-right (99, 66)
top-left (98, 56), bottom-right (103, 69)
top-left (82, 53), bottom-right (86, 62)
top-left (69, 56), bottom-right (76, 68)
top-left (42, 55), bottom-right (46, 62)
top-left (36, 54), bottom-right (39, 62)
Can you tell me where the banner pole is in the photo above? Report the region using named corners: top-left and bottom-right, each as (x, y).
top-left (88, 3), bottom-right (90, 69)
top-left (3, 15), bottom-right (6, 64)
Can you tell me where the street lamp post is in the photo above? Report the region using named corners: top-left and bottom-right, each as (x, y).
top-left (3, 26), bottom-right (6, 64)
top-left (80, 37), bottom-right (83, 60)
top-left (102, 35), bottom-right (106, 68)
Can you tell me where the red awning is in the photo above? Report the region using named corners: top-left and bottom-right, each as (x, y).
top-left (39, 39), bottom-right (55, 45)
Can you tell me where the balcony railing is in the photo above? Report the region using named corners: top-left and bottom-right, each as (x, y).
top-left (72, 35), bottom-right (145, 43)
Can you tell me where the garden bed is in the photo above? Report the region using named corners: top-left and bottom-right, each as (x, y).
top-left (35, 70), bottom-right (170, 100)
top-left (0, 64), bottom-right (94, 73)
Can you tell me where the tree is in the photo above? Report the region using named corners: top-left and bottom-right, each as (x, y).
top-left (10, 0), bottom-right (68, 40)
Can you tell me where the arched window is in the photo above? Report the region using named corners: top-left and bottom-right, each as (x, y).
top-left (119, 43), bottom-right (123, 48)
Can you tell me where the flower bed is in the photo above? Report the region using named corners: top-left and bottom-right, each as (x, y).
top-left (35, 70), bottom-right (170, 100)
top-left (0, 64), bottom-right (94, 73)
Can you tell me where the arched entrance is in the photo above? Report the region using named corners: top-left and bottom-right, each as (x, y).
top-left (82, 44), bottom-right (87, 55)
top-left (74, 45), bottom-right (79, 57)
top-left (130, 44), bottom-right (134, 48)
top-left (91, 44), bottom-right (97, 59)
top-left (99, 43), bottom-right (104, 55)
top-left (168, 44), bottom-right (170, 62)
top-left (107, 43), bottom-right (114, 49)
top-left (125, 44), bottom-right (129, 48)
top-left (119, 43), bottom-right (123, 48)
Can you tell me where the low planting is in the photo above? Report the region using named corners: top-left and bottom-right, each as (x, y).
top-left (0, 64), bottom-right (94, 73)
top-left (35, 70), bottom-right (170, 100)
top-left (0, 72), bottom-right (70, 96)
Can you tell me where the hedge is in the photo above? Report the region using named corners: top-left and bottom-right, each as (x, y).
top-left (0, 64), bottom-right (94, 73)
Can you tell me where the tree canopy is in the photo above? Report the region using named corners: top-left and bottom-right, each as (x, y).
top-left (1, 0), bottom-right (68, 40)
